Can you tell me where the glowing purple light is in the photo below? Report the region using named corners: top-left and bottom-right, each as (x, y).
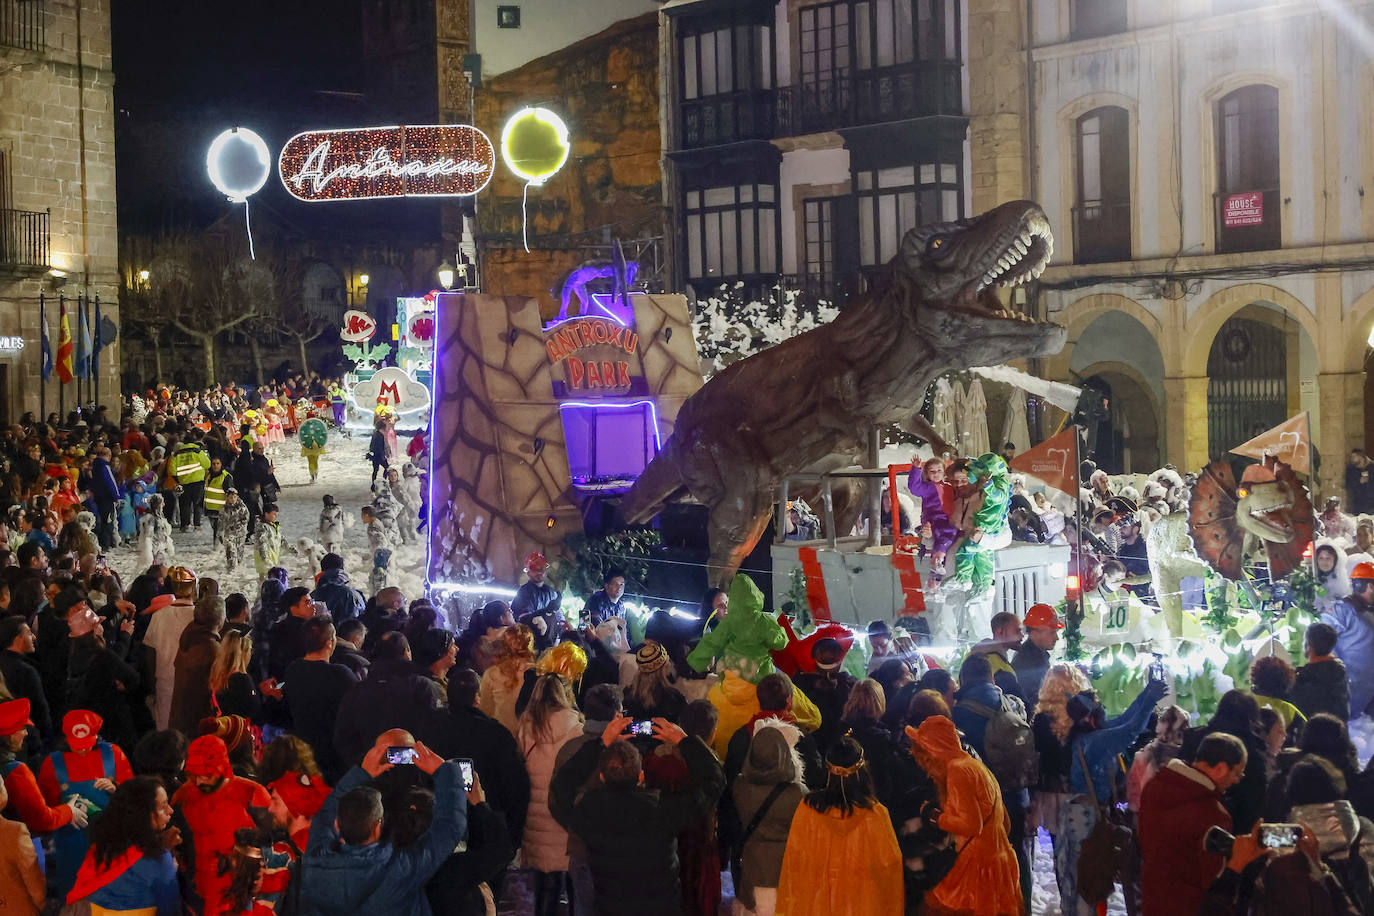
top-left (557, 399), bottom-right (663, 451)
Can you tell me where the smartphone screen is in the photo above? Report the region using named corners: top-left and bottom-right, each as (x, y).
top-left (386, 746), bottom-right (418, 765)
top-left (457, 758), bottom-right (474, 791)
top-left (629, 720), bottom-right (654, 737)
top-left (1259, 824), bottom-right (1302, 849)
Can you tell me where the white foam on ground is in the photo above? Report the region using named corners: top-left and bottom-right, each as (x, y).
top-left (108, 433), bottom-right (429, 604)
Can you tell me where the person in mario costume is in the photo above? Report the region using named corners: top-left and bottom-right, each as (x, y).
top-left (171, 733), bottom-right (271, 914)
top-left (38, 709), bottom-right (133, 899)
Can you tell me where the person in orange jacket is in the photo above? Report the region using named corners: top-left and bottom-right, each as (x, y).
top-left (172, 734), bottom-right (271, 915)
top-left (908, 714), bottom-right (1023, 916)
top-left (38, 710), bottom-right (134, 900)
top-left (0, 699), bottom-right (88, 843)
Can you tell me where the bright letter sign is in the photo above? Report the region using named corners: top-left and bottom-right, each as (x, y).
top-left (279, 125), bottom-right (495, 201)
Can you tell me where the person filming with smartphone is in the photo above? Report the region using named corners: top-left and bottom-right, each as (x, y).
top-left (550, 713), bottom-right (724, 915)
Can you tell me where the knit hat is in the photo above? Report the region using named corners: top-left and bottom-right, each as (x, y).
top-left (63, 709), bottom-right (102, 752)
top-left (634, 639), bottom-right (669, 674)
top-left (0, 698), bottom-right (33, 737)
top-left (184, 734), bottom-right (232, 778)
top-left (201, 715), bottom-right (252, 755)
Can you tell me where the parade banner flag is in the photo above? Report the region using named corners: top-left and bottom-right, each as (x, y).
top-left (39, 298), bottom-right (52, 382)
top-left (56, 299), bottom-right (74, 384)
top-left (92, 298), bottom-right (102, 376)
top-left (1008, 427), bottom-right (1079, 501)
top-left (75, 299), bottom-right (92, 380)
top-left (1230, 411), bottom-right (1311, 475)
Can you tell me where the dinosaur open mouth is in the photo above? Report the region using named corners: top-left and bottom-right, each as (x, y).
top-left (955, 211), bottom-right (1054, 323)
top-left (979, 213), bottom-right (1053, 291)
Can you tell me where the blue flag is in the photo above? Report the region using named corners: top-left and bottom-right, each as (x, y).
top-left (92, 298), bottom-right (102, 376)
top-left (39, 297), bottom-right (51, 382)
top-left (75, 298), bottom-right (91, 380)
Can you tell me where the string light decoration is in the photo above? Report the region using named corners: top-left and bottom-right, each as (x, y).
top-left (206, 127), bottom-right (272, 258)
top-left (500, 107), bottom-right (571, 251)
top-left (278, 125), bottom-right (496, 201)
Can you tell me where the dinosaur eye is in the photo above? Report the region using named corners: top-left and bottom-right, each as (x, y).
top-left (926, 235), bottom-right (951, 258)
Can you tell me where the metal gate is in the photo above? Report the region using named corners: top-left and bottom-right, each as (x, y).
top-left (1207, 316), bottom-right (1287, 457)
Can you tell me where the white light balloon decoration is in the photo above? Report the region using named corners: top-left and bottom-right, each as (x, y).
top-left (207, 127), bottom-right (271, 258)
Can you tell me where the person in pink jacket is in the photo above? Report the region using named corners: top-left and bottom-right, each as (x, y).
top-left (518, 672), bottom-right (585, 916)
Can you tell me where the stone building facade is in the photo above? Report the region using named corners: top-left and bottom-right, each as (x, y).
top-left (984, 0), bottom-right (1374, 490)
top-left (473, 12), bottom-right (665, 318)
top-left (0, 0), bottom-right (120, 420)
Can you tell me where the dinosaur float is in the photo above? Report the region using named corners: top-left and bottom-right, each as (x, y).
top-left (1188, 456), bottom-right (1314, 583)
top-left (621, 200), bottom-right (1068, 585)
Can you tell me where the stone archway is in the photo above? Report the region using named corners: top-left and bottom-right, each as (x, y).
top-left (1078, 360), bottom-right (1161, 473)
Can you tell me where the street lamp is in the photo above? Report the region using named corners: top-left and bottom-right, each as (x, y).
top-left (437, 260), bottom-right (455, 291)
top-left (359, 273), bottom-right (370, 287)
top-left (138, 269), bottom-right (150, 283)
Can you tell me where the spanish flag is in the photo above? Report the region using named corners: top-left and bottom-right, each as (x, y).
top-left (56, 298), bottom-right (74, 384)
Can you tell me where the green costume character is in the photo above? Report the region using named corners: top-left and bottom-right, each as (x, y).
top-left (299, 417), bottom-right (328, 484)
top-left (686, 574), bottom-right (788, 684)
top-left (949, 453), bottom-right (1012, 594)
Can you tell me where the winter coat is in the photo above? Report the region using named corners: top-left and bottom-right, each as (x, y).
top-left (1324, 595), bottom-right (1374, 717)
top-left (143, 599), bottom-right (194, 730)
top-left (168, 621), bottom-right (219, 735)
top-left (1293, 657), bottom-right (1351, 723)
top-left (1180, 724), bottom-right (1271, 835)
top-left (332, 657), bottom-right (439, 768)
top-left (477, 662), bottom-right (532, 736)
top-left (418, 704), bottom-right (532, 848)
top-left (301, 762), bottom-right (467, 916)
top-left (1069, 680), bottom-right (1165, 801)
top-left (1011, 639), bottom-right (1052, 706)
top-left (517, 706), bottom-right (584, 872)
top-left (1138, 758), bottom-right (1232, 915)
top-left (88, 456), bottom-right (121, 508)
top-left (732, 722), bottom-right (805, 909)
top-left (0, 817), bottom-right (43, 915)
top-left (686, 576), bottom-right (788, 683)
top-left (550, 735), bottom-right (724, 916)
top-left (912, 715), bottom-right (1020, 916)
top-left (67, 633), bottom-right (142, 750)
top-left (311, 568), bottom-right (364, 623)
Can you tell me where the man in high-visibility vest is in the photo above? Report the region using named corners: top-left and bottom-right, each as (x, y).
top-left (203, 456), bottom-right (232, 545)
top-left (170, 430), bottom-right (211, 533)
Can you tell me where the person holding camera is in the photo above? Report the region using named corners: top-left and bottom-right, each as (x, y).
top-left (1138, 733), bottom-right (1247, 915)
top-left (1198, 819), bottom-right (1362, 915)
top-left (299, 737), bottom-right (465, 914)
top-left (550, 712), bottom-right (725, 915)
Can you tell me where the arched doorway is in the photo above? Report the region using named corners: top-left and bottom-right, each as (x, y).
top-left (1080, 366), bottom-right (1160, 473)
top-left (1205, 309), bottom-right (1288, 458)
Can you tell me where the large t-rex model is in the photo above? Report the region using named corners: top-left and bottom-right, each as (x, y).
top-left (621, 200), bottom-right (1068, 584)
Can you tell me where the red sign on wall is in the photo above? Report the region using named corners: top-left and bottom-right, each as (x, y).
top-left (1223, 191), bottom-right (1264, 227)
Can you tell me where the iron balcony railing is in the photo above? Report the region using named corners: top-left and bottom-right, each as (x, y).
top-left (678, 60), bottom-right (964, 149)
top-left (0, 0), bottom-right (45, 52)
top-left (0, 208), bottom-right (51, 270)
top-left (1072, 200), bottom-right (1132, 264)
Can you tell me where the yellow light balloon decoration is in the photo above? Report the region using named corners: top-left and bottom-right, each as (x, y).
top-left (501, 107), bottom-right (571, 251)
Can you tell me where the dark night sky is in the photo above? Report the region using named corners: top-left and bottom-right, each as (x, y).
top-left (111, 0), bottom-right (440, 240)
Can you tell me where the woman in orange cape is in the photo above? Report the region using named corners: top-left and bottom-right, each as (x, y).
top-left (775, 736), bottom-right (903, 915)
top-left (907, 715), bottom-right (1023, 916)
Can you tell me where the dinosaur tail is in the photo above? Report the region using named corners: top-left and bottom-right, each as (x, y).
top-left (620, 440), bottom-right (686, 524)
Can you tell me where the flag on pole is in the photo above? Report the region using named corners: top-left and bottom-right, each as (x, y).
top-left (1230, 411), bottom-right (1312, 475)
top-left (56, 298), bottom-right (74, 384)
top-left (92, 297), bottom-right (102, 376)
top-left (39, 297), bottom-right (52, 382)
top-left (75, 299), bottom-right (91, 381)
top-left (1008, 426), bottom-right (1080, 502)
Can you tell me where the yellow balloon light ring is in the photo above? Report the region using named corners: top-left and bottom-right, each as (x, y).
top-left (501, 107), bottom-right (571, 252)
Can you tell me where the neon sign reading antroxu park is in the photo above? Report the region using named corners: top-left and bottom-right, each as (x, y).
top-left (278, 125), bottom-right (495, 201)
top-left (545, 316), bottom-right (640, 393)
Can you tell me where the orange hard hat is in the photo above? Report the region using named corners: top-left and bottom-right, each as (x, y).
top-left (1353, 562), bottom-right (1374, 581)
top-left (1023, 603), bottom-right (1064, 630)
top-left (524, 552), bottom-right (549, 572)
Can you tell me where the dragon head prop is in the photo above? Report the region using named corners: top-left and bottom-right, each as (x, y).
top-left (1187, 457), bottom-right (1314, 580)
top-left (899, 200), bottom-right (1067, 365)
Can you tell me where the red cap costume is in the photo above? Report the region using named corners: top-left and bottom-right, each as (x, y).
top-left (63, 710), bottom-right (102, 752)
